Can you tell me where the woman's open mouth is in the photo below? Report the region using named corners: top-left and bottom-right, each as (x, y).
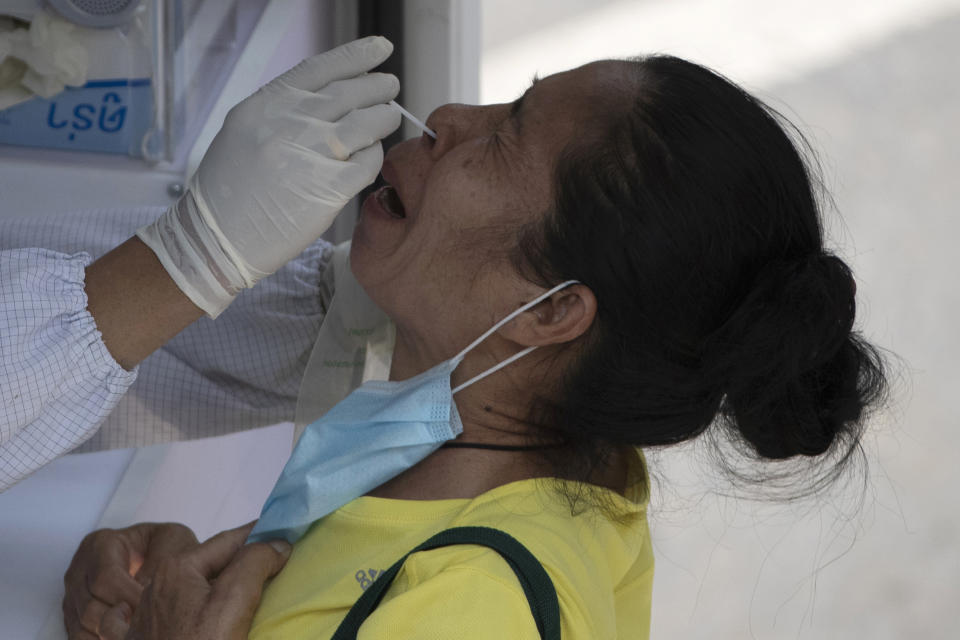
top-left (376, 185), bottom-right (406, 219)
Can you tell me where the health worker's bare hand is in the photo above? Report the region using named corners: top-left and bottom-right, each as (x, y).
top-left (63, 522), bottom-right (199, 640)
top-left (96, 522), bottom-right (291, 640)
top-left (137, 35), bottom-right (402, 319)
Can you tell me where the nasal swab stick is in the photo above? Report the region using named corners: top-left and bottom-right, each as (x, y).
top-left (389, 100), bottom-right (437, 139)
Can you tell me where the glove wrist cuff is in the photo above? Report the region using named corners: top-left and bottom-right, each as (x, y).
top-left (136, 193), bottom-right (244, 318)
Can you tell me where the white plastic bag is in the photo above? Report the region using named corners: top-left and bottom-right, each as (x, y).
top-left (0, 10), bottom-right (88, 110)
top-left (295, 242), bottom-right (395, 442)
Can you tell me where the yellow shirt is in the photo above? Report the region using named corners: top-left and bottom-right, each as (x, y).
top-left (250, 450), bottom-right (653, 640)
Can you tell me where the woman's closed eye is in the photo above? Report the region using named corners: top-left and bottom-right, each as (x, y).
top-left (482, 121), bottom-right (516, 163)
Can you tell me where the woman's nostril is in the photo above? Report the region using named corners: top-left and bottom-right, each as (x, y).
top-left (421, 131), bottom-right (437, 149)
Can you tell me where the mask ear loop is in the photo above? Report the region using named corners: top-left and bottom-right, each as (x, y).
top-left (451, 280), bottom-right (579, 395)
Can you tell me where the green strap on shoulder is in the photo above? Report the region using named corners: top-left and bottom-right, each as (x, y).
top-left (330, 526), bottom-right (561, 640)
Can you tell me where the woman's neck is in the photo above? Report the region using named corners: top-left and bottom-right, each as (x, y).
top-left (366, 440), bottom-right (632, 501)
top-left (372, 329), bottom-right (545, 499)
top-left (372, 332), bottom-right (629, 501)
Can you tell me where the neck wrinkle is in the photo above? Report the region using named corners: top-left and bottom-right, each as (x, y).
top-left (451, 346), bottom-right (555, 448)
top-left (389, 320), bottom-right (553, 448)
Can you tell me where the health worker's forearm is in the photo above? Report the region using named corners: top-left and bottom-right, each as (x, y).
top-left (85, 236), bottom-right (205, 370)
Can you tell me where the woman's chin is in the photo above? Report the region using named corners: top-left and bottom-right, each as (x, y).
top-left (349, 211), bottom-right (404, 298)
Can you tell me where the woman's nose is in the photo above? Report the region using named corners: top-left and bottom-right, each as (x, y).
top-left (424, 103), bottom-right (501, 159)
top-left (424, 103), bottom-right (467, 159)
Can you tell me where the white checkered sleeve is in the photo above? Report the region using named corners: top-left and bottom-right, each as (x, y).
top-left (0, 207), bottom-right (334, 460)
top-left (0, 248), bottom-right (138, 491)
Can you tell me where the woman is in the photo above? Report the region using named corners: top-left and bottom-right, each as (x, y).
top-left (64, 54), bottom-right (888, 639)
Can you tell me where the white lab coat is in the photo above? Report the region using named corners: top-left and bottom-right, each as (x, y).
top-left (0, 207), bottom-right (333, 491)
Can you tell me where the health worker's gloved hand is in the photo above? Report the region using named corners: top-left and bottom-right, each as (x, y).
top-left (137, 36), bottom-right (401, 318)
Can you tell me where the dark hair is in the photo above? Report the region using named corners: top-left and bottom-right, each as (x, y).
top-left (516, 55), bottom-right (889, 499)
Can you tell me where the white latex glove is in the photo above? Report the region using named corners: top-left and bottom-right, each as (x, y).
top-left (137, 36), bottom-right (401, 318)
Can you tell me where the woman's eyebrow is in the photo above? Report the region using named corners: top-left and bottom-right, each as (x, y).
top-left (509, 75), bottom-right (540, 131)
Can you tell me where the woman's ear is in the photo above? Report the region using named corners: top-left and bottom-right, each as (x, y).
top-left (498, 284), bottom-right (597, 347)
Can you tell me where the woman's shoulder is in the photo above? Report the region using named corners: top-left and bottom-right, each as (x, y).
top-left (361, 555), bottom-right (544, 639)
top-left (392, 471), bottom-right (654, 638)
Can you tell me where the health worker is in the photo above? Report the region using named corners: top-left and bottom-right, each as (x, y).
top-left (0, 36), bottom-right (401, 489)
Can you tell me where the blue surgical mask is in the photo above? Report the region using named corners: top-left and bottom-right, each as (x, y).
top-left (248, 280), bottom-right (579, 544)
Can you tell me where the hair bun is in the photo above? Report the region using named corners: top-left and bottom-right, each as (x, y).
top-left (706, 253), bottom-right (880, 459)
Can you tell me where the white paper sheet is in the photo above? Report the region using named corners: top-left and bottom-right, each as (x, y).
top-left (96, 421), bottom-right (294, 542)
top-left (0, 422), bottom-right (293, 640)
top-left (0, 448), bottom-right (135, 640)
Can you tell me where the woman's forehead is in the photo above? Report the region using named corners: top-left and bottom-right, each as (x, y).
top-left (506, 62), bottom-right (631, 160)
top-left (539, 61), bottom-right (635, 100)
